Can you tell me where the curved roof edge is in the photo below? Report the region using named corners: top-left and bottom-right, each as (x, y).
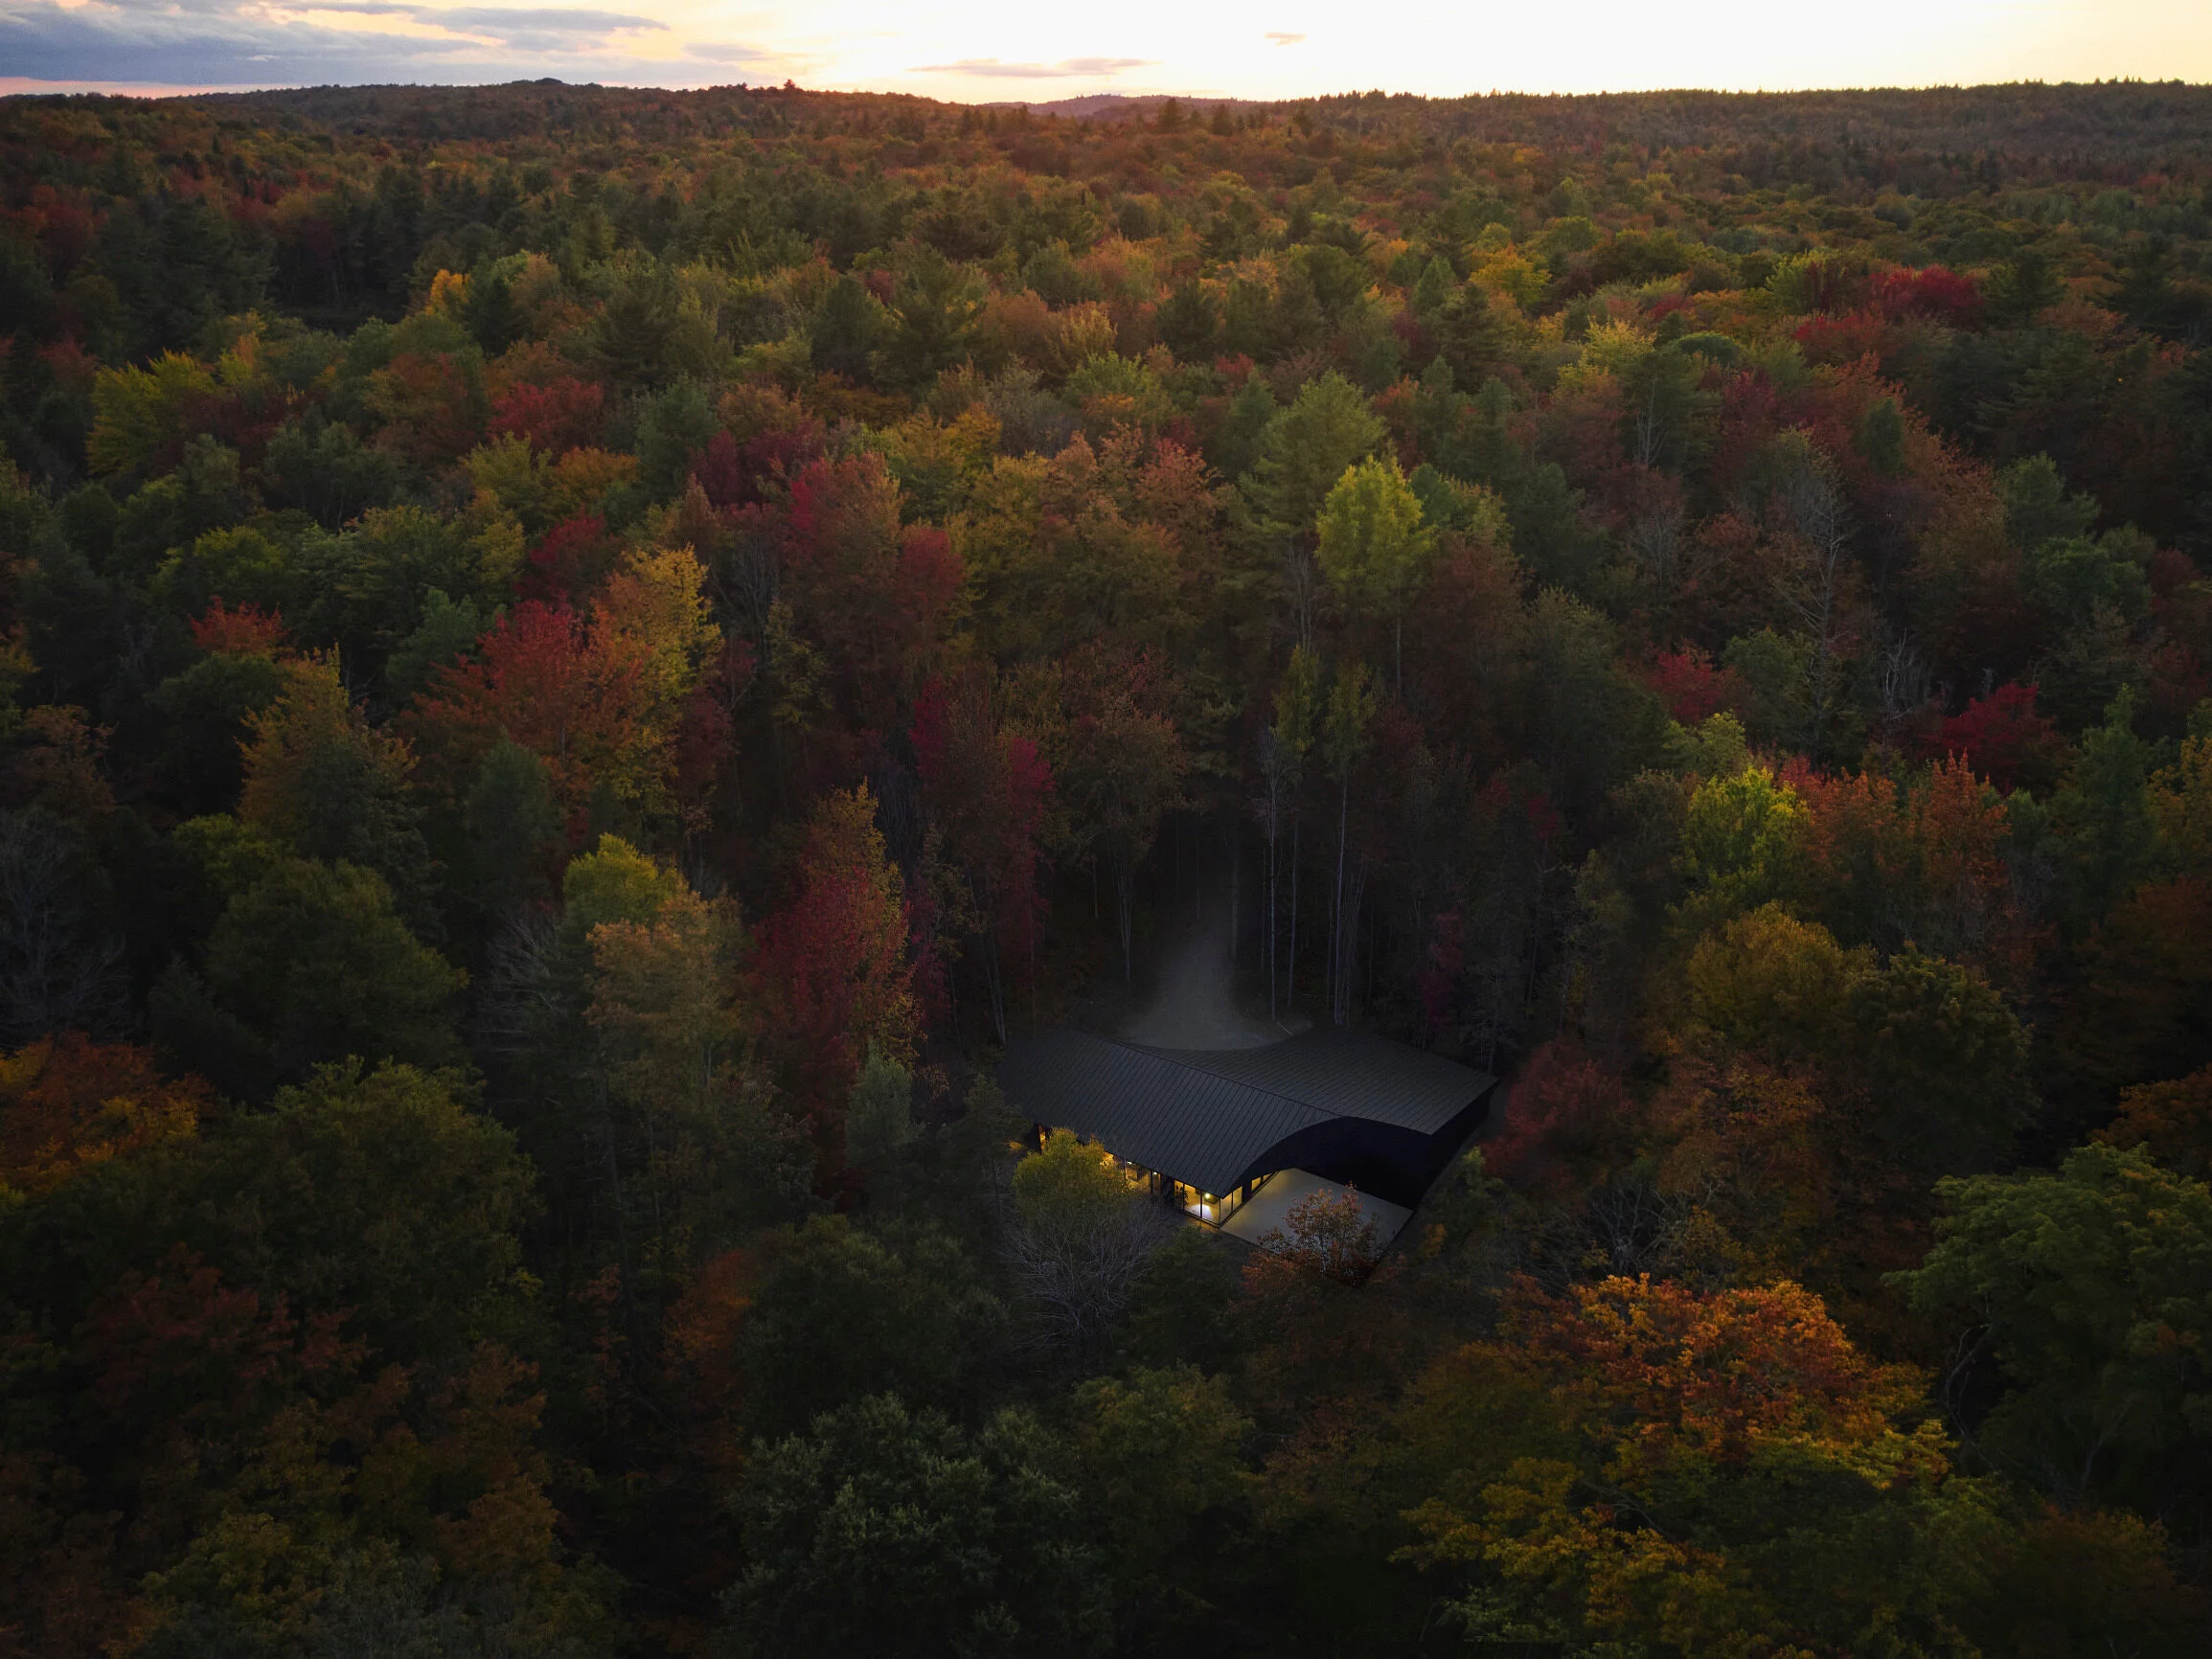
top-left (997, 1027), bottom-right (1494, 1198)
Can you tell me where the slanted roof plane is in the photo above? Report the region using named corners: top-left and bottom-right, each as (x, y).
top-left (997, 1028), bottom-right (1494, 1202)
top-left (1129, 1030), bottom-right (1489, 1134)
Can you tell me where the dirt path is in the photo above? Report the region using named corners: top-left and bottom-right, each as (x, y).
top-left (1118, 927), bottom-right (1280, 1050)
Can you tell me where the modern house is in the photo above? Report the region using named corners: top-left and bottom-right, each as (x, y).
top-left (998, 1027), bottom-right (1496, 1236)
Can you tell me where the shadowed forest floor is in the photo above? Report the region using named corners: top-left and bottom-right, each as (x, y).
top-left (1119, 925), bottom-right (1281, 1049)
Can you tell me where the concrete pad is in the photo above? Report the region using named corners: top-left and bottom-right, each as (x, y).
top-left (1220, 1167), bottom-right (1413, 1250)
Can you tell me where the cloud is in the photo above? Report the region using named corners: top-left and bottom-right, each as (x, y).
top-left (0, 0), bottom-right (679, 86)
top-left (910, 56), bottom-right (1153, 80)
top-left (299, 4), bottom-right (666, 41)
top-left (439, 8), bottom-right (666, 51)
top-left (1265, 31), bottom-right (1306, 45)
top-left (684, 40), bottom-right (789, 67)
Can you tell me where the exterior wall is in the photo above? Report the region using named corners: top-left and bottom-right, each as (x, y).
top-left (1234, 1081), bottom-right (1495, 1209)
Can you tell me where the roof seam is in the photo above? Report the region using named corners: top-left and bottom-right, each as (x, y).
top-left (1103, 1033), bottom-right (1432, 1121)
top-left (1046, 1034), bottom-right (1337, 1134)
top-left (1116, 1033), bottom-right (1488, 1125)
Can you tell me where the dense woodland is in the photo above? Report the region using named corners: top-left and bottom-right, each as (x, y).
top-left (2, 76), bottom-right (2211, 1655)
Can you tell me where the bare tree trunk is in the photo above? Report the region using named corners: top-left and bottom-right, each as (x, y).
top-left (1633, 378), bottom-right (1662, 469)
top-left (1877, 627), bottom-right (1928, 747)
top-left (1257, 737), bottom-right (1283, 1020)
top-left (1266, 819), bottom-right (1277, 1021)
top-left (1229, 825), bottom-right (1240, 966)
top-left (1004, 1200), bottom-right (1171, 1361)
top-left (1354, 889), bottom-right (1371, 1021)
top-left (983, 937), bottom-right (1008, 1045)
top-left (1285, 541), bottom-right (1317, 651)
top-left (1116, 856), bottom-right (1134, 982)
top-left (1336, 865), bottom-right (1367, 1027)
top-left (1331, 775), bottom-right (1350, 1025)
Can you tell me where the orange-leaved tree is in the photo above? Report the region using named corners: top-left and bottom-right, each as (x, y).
top-left (2095, 1062), bottom-right (2212, 1178)
top-left (0, 1034), bottom-right (210, 1199)
top-left (1398, 1275), bottom-right (1981, 1655)
top-left (409, 545), bottom-right (717, 828)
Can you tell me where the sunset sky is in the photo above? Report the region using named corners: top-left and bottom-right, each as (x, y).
top-left (2, 0), bottom-right (2208, 98)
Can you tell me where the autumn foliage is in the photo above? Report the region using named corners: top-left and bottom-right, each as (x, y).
top-left (409, 545), bottom-right (716, 820)
top-left (0, 1034), bottom-right (209, 1197)
top-left (750, 784), bottom-right (919, 1150)
top-left (3, 76), bottom-right (2211, 1659)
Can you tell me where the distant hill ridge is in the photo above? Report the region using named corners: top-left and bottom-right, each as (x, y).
top-left (111, 77), bottom-right (2212, 167)
top-left (980, 94), bottom-right (1256, 120)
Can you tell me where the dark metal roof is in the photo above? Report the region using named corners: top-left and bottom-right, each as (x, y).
top-left (1130, 1030), bottom-right (1494, 1134)
top-left (998, 1030), bottom-right (1324, 1195)
top-left (996, 1028), bottom-right (1494, 1197)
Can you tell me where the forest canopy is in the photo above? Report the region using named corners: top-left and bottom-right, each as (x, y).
top-left (1, 77), bottom-right (2210, 1656)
